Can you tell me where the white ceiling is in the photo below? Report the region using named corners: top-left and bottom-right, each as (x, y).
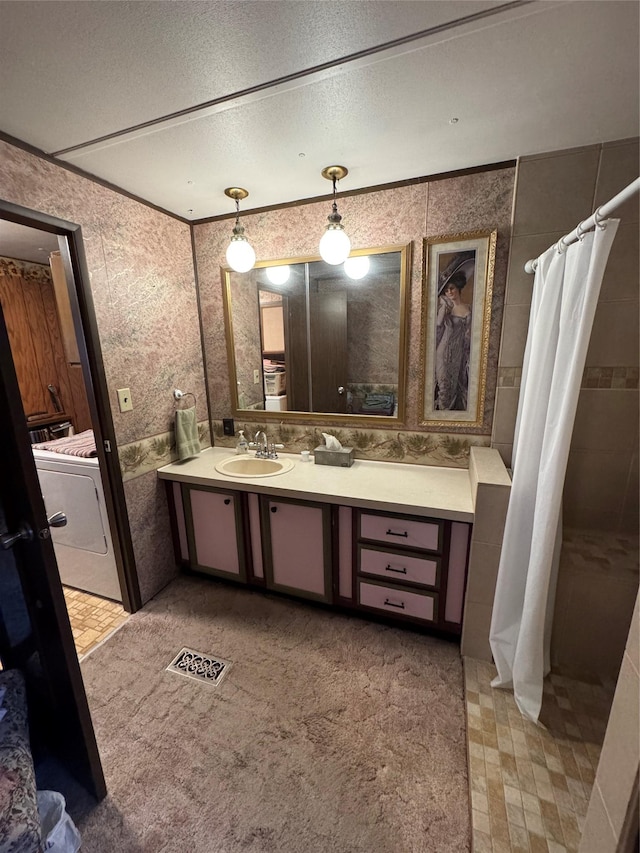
top-left (0, 0), bottom-right (638, 221)
top-left (0, 221), bottom-right (59, 264)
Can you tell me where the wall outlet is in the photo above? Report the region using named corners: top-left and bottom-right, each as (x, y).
top-left (117, 388), bottom-right (133, 412)
top-left (222, 418), bottom-right (235, 436)
top-left (253, 369), bottom-right (260, 384)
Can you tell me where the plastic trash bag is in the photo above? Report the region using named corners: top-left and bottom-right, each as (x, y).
top-left (36, 790), bottom-right (81, 853)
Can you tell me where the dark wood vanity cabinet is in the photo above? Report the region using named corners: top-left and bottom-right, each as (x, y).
top-left (167, 482), bottom-right (470, 636)
top-left (351, 509), bottom-right (470, 634)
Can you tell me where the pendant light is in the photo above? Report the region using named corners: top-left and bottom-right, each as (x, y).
top-left (319, 165), bottom-right (351, 265)
top-left (224, 187), bottom-right (256, 273)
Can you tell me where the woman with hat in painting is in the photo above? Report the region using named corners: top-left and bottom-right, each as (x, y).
top-left (435, 251), bottom-right (474, 411)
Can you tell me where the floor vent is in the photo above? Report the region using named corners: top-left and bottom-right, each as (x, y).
top-left (166, 647), bottom-right (231, 687)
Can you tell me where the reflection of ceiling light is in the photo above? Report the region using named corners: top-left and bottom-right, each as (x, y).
top-left (344, 256), bottom-right (370, 280)
top-left (319, 165), bottom-right (351, 265)
top-left (224, 187), bottom-right (256, 273)
top-left (266, 265), bottom-right (290, 285)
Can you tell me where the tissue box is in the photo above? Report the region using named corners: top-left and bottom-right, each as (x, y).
top-left (313, 446), bottom-right (355, 467)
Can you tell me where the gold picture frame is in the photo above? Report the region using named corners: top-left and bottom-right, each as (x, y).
top-left (419, 230), bottom-right (497, 429)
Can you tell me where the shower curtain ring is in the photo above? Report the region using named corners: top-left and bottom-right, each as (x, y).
top-left (594, 207), bottom-right (607, 229)
top-left (556, 235), bottom-right (569, 254)
top-left (576, 220), bottom-right (588, 241)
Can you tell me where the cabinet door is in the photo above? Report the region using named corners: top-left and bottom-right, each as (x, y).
top-left (262, 497), bottom-right (331, 602)
top-left (185, 487), bottom-right (246, 581)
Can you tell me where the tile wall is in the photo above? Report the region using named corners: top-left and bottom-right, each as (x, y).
top-left (491, 138), bottom-right (639, 684)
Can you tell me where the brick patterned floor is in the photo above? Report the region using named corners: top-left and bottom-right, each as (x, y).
top-left (464, 658), bottom-right (614, 853)
top-left (63, 587), bottom-right (128, 658)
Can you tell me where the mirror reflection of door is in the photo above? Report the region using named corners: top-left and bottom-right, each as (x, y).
top-left (309, 285), bottom-right (347, 413)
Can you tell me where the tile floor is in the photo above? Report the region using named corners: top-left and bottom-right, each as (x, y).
top-left (63, 587), bottom-right (128, 658)
top-left (464, 658), bottom-right (615, 853)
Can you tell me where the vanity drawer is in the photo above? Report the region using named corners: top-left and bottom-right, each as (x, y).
top-left (359, 512), bottom-right (442, 552)
top-left (358, 546), bottom-right (439, 588)
top-left (358, 580), bottom-right (437, 623)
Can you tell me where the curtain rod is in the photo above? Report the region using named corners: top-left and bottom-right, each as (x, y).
top-left (524, 177), bottom-right (640, 273)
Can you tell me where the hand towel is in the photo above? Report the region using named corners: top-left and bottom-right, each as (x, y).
top-left (175, 407), bottom-right (200, 460)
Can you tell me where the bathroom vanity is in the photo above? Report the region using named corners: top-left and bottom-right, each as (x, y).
top-left (158, 447), bottom-right (480, 637)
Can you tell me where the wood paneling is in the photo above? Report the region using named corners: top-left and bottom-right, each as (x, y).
top-left (49, 251), bottom-right (80, 364)
top-left (0, 261), bottom-right (92, 433)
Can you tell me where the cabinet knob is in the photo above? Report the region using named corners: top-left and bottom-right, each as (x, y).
top-left (224, 498), bottom-right (231, 505)
top-left (270, 506), bottom-right (278, 513)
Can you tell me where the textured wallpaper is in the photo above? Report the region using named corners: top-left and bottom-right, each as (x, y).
top-left (0, 139), bottom-right (206, 603)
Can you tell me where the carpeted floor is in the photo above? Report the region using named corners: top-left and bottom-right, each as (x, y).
top-left (75, 575), bottom-right (470, 852)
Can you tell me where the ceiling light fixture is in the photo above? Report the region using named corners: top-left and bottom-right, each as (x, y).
top-left (224, 187), bottom-right (256, 273)
top-left (319, 165), bottom-right (351, 265)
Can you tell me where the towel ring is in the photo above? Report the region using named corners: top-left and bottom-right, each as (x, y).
top-left (173, 389), bottom-right (196, 407)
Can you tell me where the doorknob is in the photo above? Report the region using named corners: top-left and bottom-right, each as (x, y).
top-left (337, 386), bottom-right (344, 395)
top-left (47, 511), bottom-right (67, 528)
top-left (0, 523), bottom-right (34, 550)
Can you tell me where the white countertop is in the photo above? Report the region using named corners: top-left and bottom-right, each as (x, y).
top-left (157, 447), bottom-right (474, 522)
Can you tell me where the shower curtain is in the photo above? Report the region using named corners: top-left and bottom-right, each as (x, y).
top-left (490, 218), bottom-right (619, 723)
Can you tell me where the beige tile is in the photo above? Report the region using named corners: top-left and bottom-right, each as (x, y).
top-left (571, 390), bottom-right (638, 453)
top-left (540, 799), bottom-right (566, 846)
top-left (586, 299), bottom-right (639, 367)
top-left (461, 601), bottom-right (493, 662)
top-left (473, 806), bottom-right (491, 835)
top-left (593, 653), bottom-right (640, 837)
top-left (625, 592), bottom-right (639, 677)
top-left (499, 303), bottom-right (532, 367)
top-left (508, 821), bottom-right (531, 853)
top-left (529, 833), bottom-right (550, 853)
top-left (506, 800), bottom-right (527, 828)
top-left (563, 450), bottom-right (632, 533)
top-left (579, 785), bottom-right (617, 853)
top-left (521, 790), bottom-right (542, 815)
top-left (472, 790), bottom-right (490, 814)
top-left (513, 147), bottom-right (600, 237)
top-left (492, 386), bottom-right (520, 448)
top-left (525, 808), bottom-right (547, 837)
top-left (473, 828), bottom-right (493, 853)
top-left (551, 566), bottom-right (638, 683)
top-left (505, 232), bottom-right (564, 307)
top-left (473, 483), bottom-right (511, 546)
top-left (600, 222), bottom-right (640, 302)
top-left (465, 541), bottom-right (502, 606)
top-left (595, 139), bottom-right (640, 224)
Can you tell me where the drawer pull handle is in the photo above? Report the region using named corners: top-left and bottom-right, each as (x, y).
top-left (385, 564), bottom-right (407, 574)
top-left (386, 529), bottom-right (408, 538)
top-left (224, 498), bottom-right (231, 505)
top-left (384, 598), bottom-right (405, 610)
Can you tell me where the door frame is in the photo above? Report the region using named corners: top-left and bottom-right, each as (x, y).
top-left (0, 198), bottom-right (141, 612)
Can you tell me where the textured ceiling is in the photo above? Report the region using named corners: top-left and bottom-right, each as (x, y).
top-left (0, 0), bottom-right (638, 220)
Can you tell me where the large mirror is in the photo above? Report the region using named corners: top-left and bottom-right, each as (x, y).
top-left (222, 244), bottom-right (410, 424)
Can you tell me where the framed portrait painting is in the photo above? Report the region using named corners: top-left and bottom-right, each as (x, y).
top-left (420, 230), bottom-right (497, 429)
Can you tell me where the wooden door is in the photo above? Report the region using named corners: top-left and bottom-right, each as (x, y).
top-left (0, 305), bottom-right (106, 800)
top-left (262, 496), bottom-right (332, 602)
top-left (309, 289), bottom-right (348, 413)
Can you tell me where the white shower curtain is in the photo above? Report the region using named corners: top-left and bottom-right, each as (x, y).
top-left (490, 218), bottom-right (619, 723)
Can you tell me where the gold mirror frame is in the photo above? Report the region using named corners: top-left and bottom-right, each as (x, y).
top-left (221, 243), bottom-right (411, 426)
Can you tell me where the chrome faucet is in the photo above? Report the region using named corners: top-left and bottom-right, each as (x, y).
top-left (253, 430), bottom-right (268, 457)
top-left (250, 430), bottom-right (284, 459)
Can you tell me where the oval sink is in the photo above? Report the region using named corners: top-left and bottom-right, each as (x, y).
top-left (214, 455), bottom-right (294, 478)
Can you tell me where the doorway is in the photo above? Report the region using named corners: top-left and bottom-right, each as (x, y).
top-left (0, 201), bottom-right (140, 632)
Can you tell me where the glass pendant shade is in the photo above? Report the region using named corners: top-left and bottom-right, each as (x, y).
top-left (319, 225), bottom-right (351, 265)
top-left (344, 255), bottom-right (370, 280)
top-left (226, 235), bottom-right (256, 273)
top-left (266, 264), bottom-right (290, 285)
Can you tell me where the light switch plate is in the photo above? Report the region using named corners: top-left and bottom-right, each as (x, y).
top-left (117, 388), bottom-right (133, 412)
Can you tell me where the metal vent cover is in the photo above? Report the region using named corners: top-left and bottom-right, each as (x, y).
top-left (166, 647), bottom-right (231, 687)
